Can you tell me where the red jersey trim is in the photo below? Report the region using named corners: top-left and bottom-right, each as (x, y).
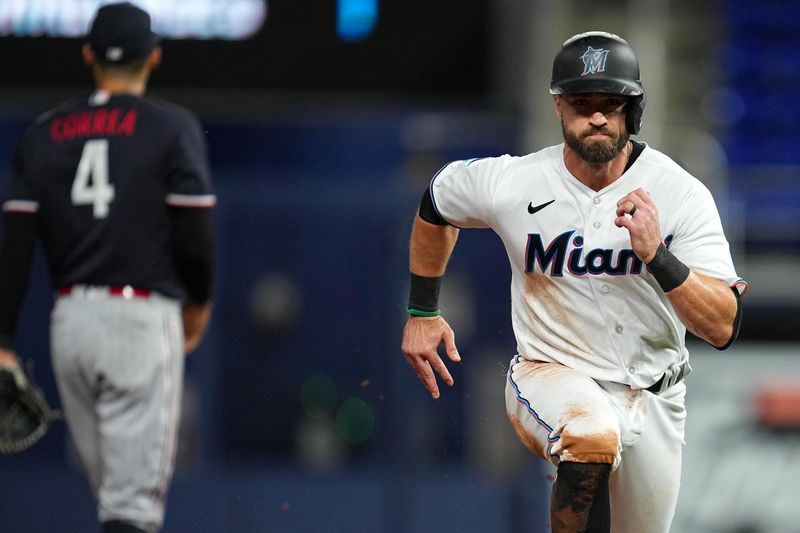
top-left (165, 193), bottom-right (216, 208)
top-left (731, 279), bottom-right (749, 297)
top-left (2, 200), bottom-right (39, 214)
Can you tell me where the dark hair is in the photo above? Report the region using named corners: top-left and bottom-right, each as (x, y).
top-left (94, 55), bottom-right (151, 76)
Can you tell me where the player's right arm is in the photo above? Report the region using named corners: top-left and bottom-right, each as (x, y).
top-left (0, 139), bottom-right (38, 355)
top-left (401, 216), bottom-right (461, 399)
top-left (401, 157), bottom-right (505, 398)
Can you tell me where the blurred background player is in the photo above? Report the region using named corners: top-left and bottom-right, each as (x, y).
top-left (401, 31), bottom-right (746, 532)
top-left (0, 3), bottom-right (215, 532)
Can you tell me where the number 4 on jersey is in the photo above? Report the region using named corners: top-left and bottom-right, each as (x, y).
top-left (72, 139), bottom-right (115, 218)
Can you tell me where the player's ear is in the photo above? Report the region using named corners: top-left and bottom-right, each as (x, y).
top-left (553, 95), bottom-right (563, 120)
top-left (148, 47), bottom-right (162, 70)
top-left (82, 43), bottom-right (96, 67)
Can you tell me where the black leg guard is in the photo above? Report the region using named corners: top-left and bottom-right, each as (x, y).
top-left (101, 520), bottom-right (149, 533)
top-left (551, 461), bottom-right (611, 533)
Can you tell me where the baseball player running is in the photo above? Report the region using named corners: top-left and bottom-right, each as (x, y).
top-left (0, 3), bottom-right (215, 532)
top-left (401, 31), bottom-right (746, 532)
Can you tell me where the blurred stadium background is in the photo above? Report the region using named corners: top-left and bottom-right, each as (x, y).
top-left (0, 1), bottom-right (798, 531)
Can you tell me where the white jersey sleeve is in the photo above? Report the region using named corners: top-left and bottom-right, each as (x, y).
top-left (429, 156), bottom-right (511, 228)
top-left (668, 184), bottom-right (743, 289)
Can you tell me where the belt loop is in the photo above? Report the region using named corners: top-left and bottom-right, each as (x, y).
top-left (647, 360), bottom-right (691, 394)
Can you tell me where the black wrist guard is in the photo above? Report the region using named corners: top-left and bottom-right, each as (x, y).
top-left (407, 273), bottom-right (442, 317)
top-left (647, 243), bottom-right (690, 293)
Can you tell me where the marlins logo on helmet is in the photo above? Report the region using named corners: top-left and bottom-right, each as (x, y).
top-left (580, 46), bottom-right (609, 76)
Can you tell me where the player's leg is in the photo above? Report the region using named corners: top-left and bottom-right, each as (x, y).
top-left (50, 297), bottom-right (103, 493)
top-left (94, 297), bottom-right (184, 532)
top-left (505, 357), bottom-right (621, 532)
top-left (609, 382), bottom-right (686, 533)
top-left (551, 461), bottom-right (611, 532)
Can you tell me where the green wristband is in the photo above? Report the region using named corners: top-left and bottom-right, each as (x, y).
top-left (407, 308), bottom-right (442, 317)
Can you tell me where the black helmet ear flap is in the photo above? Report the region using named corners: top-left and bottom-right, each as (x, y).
top-left (626, 92), bottom-right (646, 135)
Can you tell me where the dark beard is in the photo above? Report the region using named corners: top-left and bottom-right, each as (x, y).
top-left (562, 122), bottom-right (629, 164)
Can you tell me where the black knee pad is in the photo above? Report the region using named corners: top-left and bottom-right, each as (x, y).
top-left (552, 461), bottom-right (611, 533)
top-left (556, 462), bottom-right (611, 492)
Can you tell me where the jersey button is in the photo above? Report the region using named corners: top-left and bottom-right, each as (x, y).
top-left (628, 366), bottom-right (636, 373)
top-left (601, 285), bottom-right (610, 294)
top-left (615, 325), bottom-right (624, 334)
top-left (593, 221), bottom-right (601, 229)
top-left (593, 197), bottom-right (601, 205)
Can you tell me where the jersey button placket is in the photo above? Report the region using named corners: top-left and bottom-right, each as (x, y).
top-left (589, 196), bottom-right (602, 234)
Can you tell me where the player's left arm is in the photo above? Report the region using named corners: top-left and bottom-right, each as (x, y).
top-left (170, 204), bottom-right (214, 354)
top-left (615, 187), bottom-right (739, 348)
top-left (656, 270), bottom-right (737, 347)
top-left (166, 113), bottom-right (216, 354)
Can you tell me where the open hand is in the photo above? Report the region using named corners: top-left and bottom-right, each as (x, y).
top-left (401, 316), bottom-right (461, 399)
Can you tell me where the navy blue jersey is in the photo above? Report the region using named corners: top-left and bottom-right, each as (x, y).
top-left (4, 90), bottom-right (215, 300)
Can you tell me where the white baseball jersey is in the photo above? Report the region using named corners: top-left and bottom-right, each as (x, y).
top-left (430, 143), bottom-right (746, 389)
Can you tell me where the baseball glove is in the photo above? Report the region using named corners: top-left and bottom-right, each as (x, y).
top-left (0, 361), bottom-right (57, 455)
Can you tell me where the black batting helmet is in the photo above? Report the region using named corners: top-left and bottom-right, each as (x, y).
top-left (550, 31), bottom-right (646, 135)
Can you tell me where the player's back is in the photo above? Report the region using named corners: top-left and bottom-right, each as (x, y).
top-left (12, 90), bottom-right (210, 300)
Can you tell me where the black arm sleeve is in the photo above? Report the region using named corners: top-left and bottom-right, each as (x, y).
top-left (418, 187), bottom-right (448, 226)
top-left (0, 214), bottom-right (37, 350)
top-left (170, 208), bottom-right (215, 305)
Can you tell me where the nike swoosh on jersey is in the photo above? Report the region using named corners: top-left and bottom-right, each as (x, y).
top-left (527, 200), bottom-right (555, 214)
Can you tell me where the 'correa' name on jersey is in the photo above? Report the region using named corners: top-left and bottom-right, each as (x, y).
top-left (50, 108), bottom-right (137, 142)
top-left (525, 230), bottom-right (675, 277)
